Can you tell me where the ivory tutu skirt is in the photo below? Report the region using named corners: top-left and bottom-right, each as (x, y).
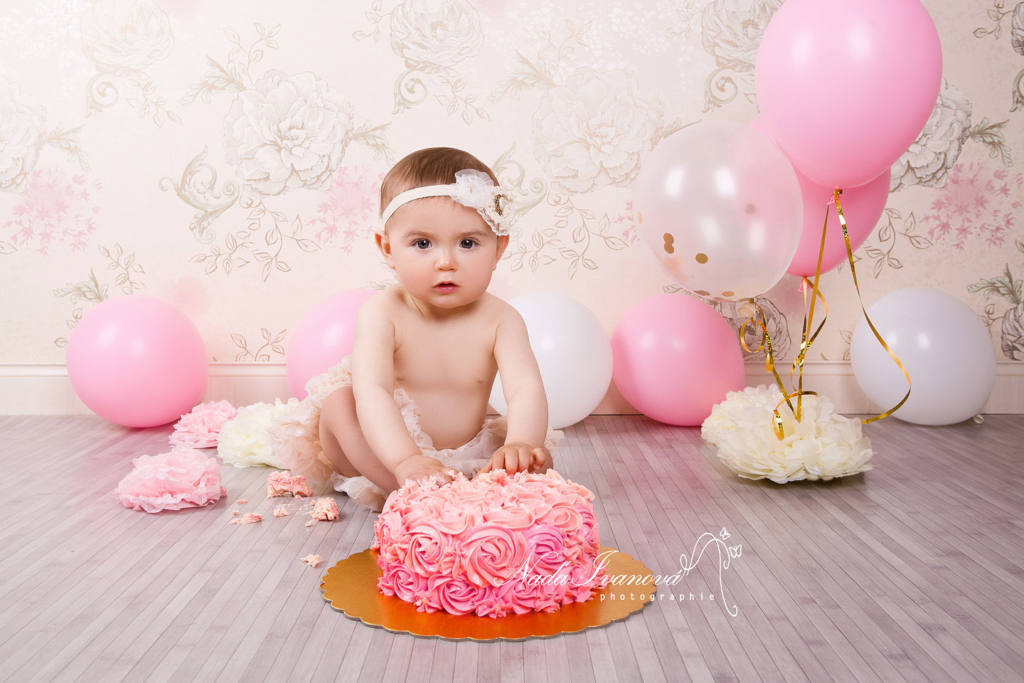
top-left (267, 356), bottom-right (563, 512)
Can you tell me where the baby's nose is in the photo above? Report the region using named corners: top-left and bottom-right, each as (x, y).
top-left (435, 250), bottom-right (457, 269)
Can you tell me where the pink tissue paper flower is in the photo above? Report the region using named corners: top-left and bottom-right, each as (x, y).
top-left (170, 400), bottom-right (237, 449)
top-left (116, 447), bottom-right (226, 513)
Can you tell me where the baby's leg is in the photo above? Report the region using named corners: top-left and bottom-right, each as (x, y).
top-left (319, 386), bottom-right (399, 492)
top-left (317, 407), bottom-right (359, 478)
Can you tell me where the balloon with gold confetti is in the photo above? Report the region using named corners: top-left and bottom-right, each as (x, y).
top-left (633, 120), bottom-right (802, 302)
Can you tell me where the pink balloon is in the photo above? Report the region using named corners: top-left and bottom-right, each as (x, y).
top-left (612, 295), bottom-right (745, 426)
top-left (755, 0), bottom-right (942, 188)
top-left (67, 296), bottom-right (207, 428)
top-left (787, 166), bottom-right (891, 277)
top-left (287, 289), bottom-right (376, 398)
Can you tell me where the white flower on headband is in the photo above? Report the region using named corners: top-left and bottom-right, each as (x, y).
top-left (450, 169), bottom-right (514, 236)
top-left (379, 168), bottom-right (516, 237)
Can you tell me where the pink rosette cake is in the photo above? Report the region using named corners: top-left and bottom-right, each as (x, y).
top-left (372, 469), bottom-right (608, 618)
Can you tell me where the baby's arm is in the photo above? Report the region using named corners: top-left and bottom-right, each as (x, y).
top-left (482, 305), bottom-right (552, 474)
top-left (351, 297), bottom-right (452, 486)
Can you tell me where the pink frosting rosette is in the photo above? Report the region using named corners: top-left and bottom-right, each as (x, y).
top-left (472, 586), bottom-right (510, 618)
top-left (422, 575), bottom-right (484, 615)
top-left (459, 523), bottom-right (528, 587)
top-left (385, 534), bottom-right (413, 569)
top-left (392, 479), bottom-right (430, 507)
top-left (575, 505), bottom-right (599, 549)
top-left (169, 400), bottom-right (237, 449)
top-left (482, 505), bottom-right (535, 530)
top-left (534, 470), bottom-right (586, 498)
top-left (556, 473), bottom-right (596, 503)
top-left (371, 507), bottom-right (404, 557)
top-left (405, 519), bottom-right (457, 576)
top-left (496, 578), bottom-right (560, 615)
top-left (418, 496), bottom-right (455, 521)
top-left (504, 487), bottom-right (553, 521)
top-left (568, 555), bottom-right (609, 602)
top-left (522, 523), bottom-right (568, 576)
top-left (441, 476), bottom-right (490, 509)
top-left (541, 501), bottom-right (583, 535)
top-left (378, 563), bottom-right (429, 604)
top-left (400, 504), bottom-right (436, 528)
top-left (537, 583), bottom-right (568, 611)
top-left (562, 533), bottom-right (585, 564)
top-left (433, 500), bottom-right (482, 535)
top-left (116, 447), bottom-right (225, 513)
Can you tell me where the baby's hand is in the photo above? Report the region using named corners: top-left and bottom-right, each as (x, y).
top-left (392, 455), bottom-right (456, 487)
top-left (479, 443), bottom-right (552, 476)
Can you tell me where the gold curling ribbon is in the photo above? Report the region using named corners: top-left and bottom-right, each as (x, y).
top-left (832, 189), bottom-right (911, 422)
top-left (736, 184), bottom-right (834, 438)
top-left (791, 276), bottom-right (828, 421)
top-left (739, 299), bottom-right (816, 439)
top-left (736, 186), bottom-right (910, 438)
top-left (790, 193), bottom-right (835, 422)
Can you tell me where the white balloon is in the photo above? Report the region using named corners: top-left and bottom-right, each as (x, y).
top-left (490, 293), bottom-right (612, 429)
top-left (851, 288), bottom-right (995, 426)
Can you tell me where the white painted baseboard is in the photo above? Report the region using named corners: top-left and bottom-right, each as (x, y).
top-left (1, 361), bottom-right (1022, 416)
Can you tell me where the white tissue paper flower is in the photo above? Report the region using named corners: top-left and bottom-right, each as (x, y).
top-left (217, 399), bottom-right (302, 468)
top-left (701, 385), bottom-right (873, 483)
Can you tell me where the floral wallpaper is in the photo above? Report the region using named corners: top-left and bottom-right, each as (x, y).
top-left (1, 0), bottom-right (1022, 377)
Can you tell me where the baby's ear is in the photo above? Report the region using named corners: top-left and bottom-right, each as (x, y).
top-left (375, 232), bottom-right (394, 267)
top-left (494, 234), bottom-right (510, 263)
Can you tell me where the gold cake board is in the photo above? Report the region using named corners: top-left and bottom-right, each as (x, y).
top-left (321, 546), bottom-right (655, 641)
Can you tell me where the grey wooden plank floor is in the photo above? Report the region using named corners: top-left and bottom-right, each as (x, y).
top-left (1, 414), bottom-right (1022, 683)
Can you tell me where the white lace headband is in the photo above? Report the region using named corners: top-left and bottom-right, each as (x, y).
top-left (378, 169), bottom-right (515, 237)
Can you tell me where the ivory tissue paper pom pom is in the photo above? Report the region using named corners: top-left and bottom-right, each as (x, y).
top-left (116, 448), bottom-right (226, 513)
top-left (701, 385), bottom-right (873, 483)
top-left (170, 400), bottom-right (237, 449)
top-left (218, 399), bottom-right (301, 468)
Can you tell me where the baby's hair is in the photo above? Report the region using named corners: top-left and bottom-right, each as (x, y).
top-left (379, 147), bottom-right (498, 220)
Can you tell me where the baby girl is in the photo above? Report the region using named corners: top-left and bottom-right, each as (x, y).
top-left (271, 147), bottom-right (561, 511)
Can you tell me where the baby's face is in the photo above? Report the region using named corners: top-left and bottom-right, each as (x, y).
top-left (378, 197), bottom-right (509, 313)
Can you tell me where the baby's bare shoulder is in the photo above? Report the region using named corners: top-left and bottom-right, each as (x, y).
top-left (485, 294), bottom-right (525, 324)
top-left (483, 296), bottom-right (530, 350)
top-left (355, 289), bottom-right (399, 334)
top-left (479, 293), bottom-right (514, 326)
top-left (362, 287), bottom-right (402, 316)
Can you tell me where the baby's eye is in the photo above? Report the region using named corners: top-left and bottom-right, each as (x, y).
top-left (413, 239), bottom-right (431, 249)
top-left (459, 239), bottom-right (477, 249)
